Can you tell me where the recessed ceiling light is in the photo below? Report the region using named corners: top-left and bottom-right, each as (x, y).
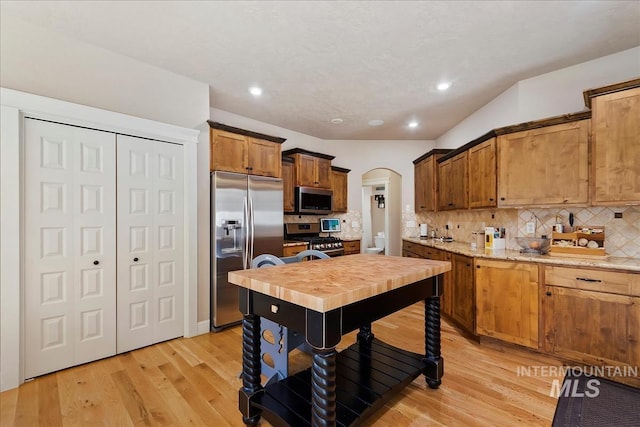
top-left (408, 121), bottom-right (419, 128)
top-left (330, 118), bottom-right (344, 124)
top-left (437, 82), bottom-right (451, 91)
top-left (368, 119), bottom-right (384, 126)
top-left (249, 86), bottom-right (263, 97)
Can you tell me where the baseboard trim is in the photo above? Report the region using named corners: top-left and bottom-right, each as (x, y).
top-left (196, 320), bottom-right (210, 335)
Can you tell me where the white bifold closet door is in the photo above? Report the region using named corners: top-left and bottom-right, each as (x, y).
top-left (24, 119), bottom-right (185, 378)
top-left (116, 135), bottom-right (184, 353)
top-left (24, 118), bottom-right (117, 378)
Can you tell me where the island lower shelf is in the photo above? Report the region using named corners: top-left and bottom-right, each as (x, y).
top-left (252, 338), bottom-right (428, 427)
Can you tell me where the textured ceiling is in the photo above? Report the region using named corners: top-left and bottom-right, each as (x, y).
top-left (2, 1), bottom-right (639, 140)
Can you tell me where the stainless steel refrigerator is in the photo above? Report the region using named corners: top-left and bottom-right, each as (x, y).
top-left (211, 171), bottom-right (283, 331)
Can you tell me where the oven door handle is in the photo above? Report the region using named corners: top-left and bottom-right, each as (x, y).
top-left (320, 248), bottom-right (344, 256)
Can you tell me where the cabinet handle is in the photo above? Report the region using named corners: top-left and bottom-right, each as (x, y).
top-left (93, 260), bottom-right (99, 265)
top-left (500, 197), bottom-right (505, 201)
top-left (489, 198), bottom-right (494, 201)
top-left (476, 265), bottom-right (481, 269)
top-left (448, 203), bottom-right (454, 206)
top-left (576, 277), bottom-right (602, 283)
top-left (133, 257), bottom-right (139, 262)
top-left (546, 291), bottom-right (552, 296)
top-left (563, 199), bottom-right (568, 203)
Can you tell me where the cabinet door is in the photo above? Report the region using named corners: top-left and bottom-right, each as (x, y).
top-left (592, 87), bottom-right (640, 205)
top-left (24, 119), bottom-right (117, 378)
top-left (210, 129), bottom-right (247, 173)
top-left (437, 159), bottom-right (452, 211)
top-left (438, 153), bottom-right (468, 210)
top-left (544, 286), bottom-right (640, 368)
top-left (468, 138), bottom-right (497, 208)
top-left (330, 169), bottom-right (348, 212)
top-left (343, 241), bottom-right (360, 255)
top-left (248, 137), bottom-right (281, 178)
top-left (415, 157), bottom-right (437, 212)
top-left (296, 154), bottom-right (317, 187)
top-left (452, 253), bottom-right (474, 333)
top-left (497, 120), bottom-right (589, 206)
top-left (315, 158), bottom-right (332, 188)
top-left (117, 135), bottom-right (184, 353)
top-left (476, 260), bottom-right (539, 348)
top-left (450, 152), bottom-right (469, 209)
top-left (282, 161), bottom-right (295, 212)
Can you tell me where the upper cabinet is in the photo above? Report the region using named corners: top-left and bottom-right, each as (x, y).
top-left (497, 118), bottom-right (589, 207)
top-left (282, 158), bottom-right (295, 213)
top-left (413, 150), bottom-right (449, 213)
top-left (468, 138), bottom-right (497, 209)
top-left (208, 122), bottom-right (285, 178)
top-left (438, 151), bottom-right (468, 211)
top-left (283, 149), bottom-right (335, 189)
top-left (330, 166), bottom-right (350, 213)
top-left (586, 80), bottom-right (640, 206)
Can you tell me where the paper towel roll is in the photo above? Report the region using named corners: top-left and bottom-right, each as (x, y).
top-left (420, 224), bottom-right (428, 237)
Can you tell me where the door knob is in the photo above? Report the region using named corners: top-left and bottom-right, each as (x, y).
top-left (133, 257), bottom-right (139, 262)
top-left (93, 260), bottom-right (99, 265)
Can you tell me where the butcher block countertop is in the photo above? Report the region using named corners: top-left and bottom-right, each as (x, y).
top-left (228, 253), bottom-right (451, 312)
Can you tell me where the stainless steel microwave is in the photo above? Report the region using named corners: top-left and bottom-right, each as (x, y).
top-left (295, 186), bottom-right (333, 214)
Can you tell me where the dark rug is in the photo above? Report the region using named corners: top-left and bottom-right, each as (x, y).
top-left (552, 372), bottom-right (640, 427)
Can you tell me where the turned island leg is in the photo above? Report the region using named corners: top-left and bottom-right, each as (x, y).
top-left (424, 275), bottom-right (443, 389)
top-left (311, 347), bottom-right (337, 427)
top-left (357, 323), bottom-right (374, 343)
top-left (239, 313), bottom-right (262, 426)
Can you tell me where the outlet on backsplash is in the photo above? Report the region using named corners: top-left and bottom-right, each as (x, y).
top-left (525, 222), bottom-right (535, 235)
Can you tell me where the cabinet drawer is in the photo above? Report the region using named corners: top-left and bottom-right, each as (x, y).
top-left (343, 240), bottom-right (360, 254)
top-left (402, 241), bottom-right (426, 258)
top-left (283, 244), bottom-right (307, 257)
top-left (544, 265), bottom-right (640, 296)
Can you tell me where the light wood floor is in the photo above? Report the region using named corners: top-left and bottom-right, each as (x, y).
top-left (1, 303), bottom-right (566, 426)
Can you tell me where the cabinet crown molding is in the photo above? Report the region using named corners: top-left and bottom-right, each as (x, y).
top-left (207, 121), bottom-right (286, 144)
top-left (282, 148), bottom-right (335, 161)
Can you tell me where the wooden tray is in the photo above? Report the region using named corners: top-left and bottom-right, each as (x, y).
top-left (550, 226), bottom-right (606, 257)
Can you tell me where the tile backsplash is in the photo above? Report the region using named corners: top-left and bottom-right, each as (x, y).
top-left (285, 206), bottom-right (640, 258)
top-left (415, 206), bottom-right (640, 258)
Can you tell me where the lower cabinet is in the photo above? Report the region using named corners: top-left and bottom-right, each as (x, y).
top-left (343, 240), bottom-right (360, 255)
top-left (283, 243), bottom-right (307, 257)
top-left (451, 254), bottom-right (475, 334)
top-left (543, 266), bottom-right (640, 369)
top-left (475, 259), bottom-right (539, 349)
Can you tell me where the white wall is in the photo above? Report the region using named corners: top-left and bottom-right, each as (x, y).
top-left (437, 47), bottom-right (640, 149)
top-left (0, 14), bottom-right (210, 129)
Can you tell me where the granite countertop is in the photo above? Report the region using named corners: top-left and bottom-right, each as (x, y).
top-left (403, 237), bottom-right (640, 273)
top-left (228, 254), bottom-right (451, 312)
top-left (341, 238), bottom-right (361, 242)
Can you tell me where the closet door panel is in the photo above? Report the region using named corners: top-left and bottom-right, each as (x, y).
top-left (24, 119), bottom-right (116, 378)
top-left (153, 142), bottom-right (184, 342)
top-left (117, 135), bottom-right (184, 353)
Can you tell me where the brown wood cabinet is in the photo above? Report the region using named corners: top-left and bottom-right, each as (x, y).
top-left (543, 265), bottom-right (640, 374)
top-left (330, 167), bottom-right (349, 213)
top-left (413, 150), bottom-right (449, 213)
top-left (438, 152), bottom-right (468, 211)
top-left (590, 84), bottom-right (640, 206)
top-left (451, 253), bottom-right (475, 334)
top-left (468, 138), bottom-right (497, 209)
top-left (291, 153), bottom-right (332, 189)
top-left (343, 240), bottom-right (360, 255)
top-left (209, 122), bottom-right (285, 178)
top-left (497, 119), bottom-right (589, 207)
top-left (283, 243), bottom-right (307, 257)
top-left (282, 159), bottom-right (295, 212)
top-left (475, 259), bottom-right (539, 348)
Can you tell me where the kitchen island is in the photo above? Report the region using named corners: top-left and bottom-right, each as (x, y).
top-left (228, 253), bottom-right (451, 427)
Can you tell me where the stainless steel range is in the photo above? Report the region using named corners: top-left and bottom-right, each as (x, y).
top-left (284, 222), bottom-right (344, 257)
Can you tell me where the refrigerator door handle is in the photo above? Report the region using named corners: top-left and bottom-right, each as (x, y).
top-left (249, 196), bottom-right (255, 265)
top-left (243, 196), bottom-right (249, 269)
